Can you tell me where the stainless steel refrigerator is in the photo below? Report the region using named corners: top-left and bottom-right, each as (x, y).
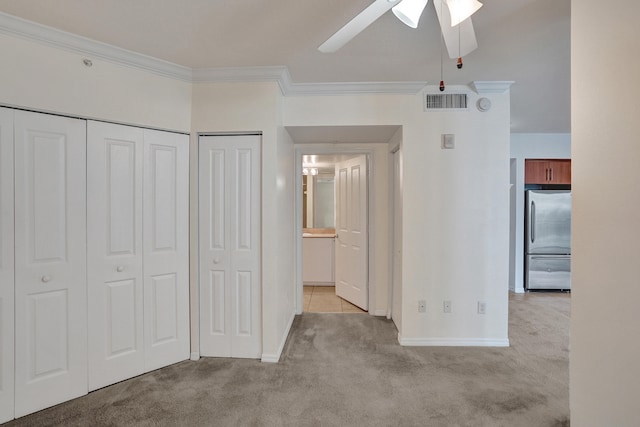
top-left (525, 190), bottom-right (571, 290)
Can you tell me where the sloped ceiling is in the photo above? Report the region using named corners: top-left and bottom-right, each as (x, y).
top-left (0, 0), bottom-right (570, 133)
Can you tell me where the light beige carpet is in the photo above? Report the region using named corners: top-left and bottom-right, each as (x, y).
top-left (5, 292), bottom-right (570, 426)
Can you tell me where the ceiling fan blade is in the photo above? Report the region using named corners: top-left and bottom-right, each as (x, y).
top-left (433, 0), bottom-right (478, 59)
top-left (319, 0), bottom-right (402, 53)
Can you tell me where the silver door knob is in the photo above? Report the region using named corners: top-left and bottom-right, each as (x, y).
top-left (116, 265), bottom-right (125, 272)
top-left (213, 258), bottom-right (220, 264)
top-left (41, 275), bottom-right (51, 283)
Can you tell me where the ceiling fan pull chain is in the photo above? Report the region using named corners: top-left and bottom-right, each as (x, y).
top-left (439, 0), bottom-right (445, 91)
top-left (457, 23), bottom-right (463, 69)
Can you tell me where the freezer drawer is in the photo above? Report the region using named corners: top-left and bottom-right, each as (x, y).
top-left (526, 255), bottom-right (571, 290)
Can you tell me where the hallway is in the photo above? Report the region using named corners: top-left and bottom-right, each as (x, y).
top-left (303, 286), bottom-right (366, 313)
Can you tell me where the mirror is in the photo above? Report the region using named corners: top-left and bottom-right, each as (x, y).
top-left (303, 173), bottom-right (335, 228)
top-left (313, 175), bottom-right (335, 228)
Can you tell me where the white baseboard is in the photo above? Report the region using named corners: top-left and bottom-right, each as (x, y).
top-left (261, 309), bottom-right (296, 363)
top-left (190, 352), bottom-right (200, 361)
top-left (398, 334), bottom-right (510, 347)
top-left (373, 309), bottom-right (387, 316)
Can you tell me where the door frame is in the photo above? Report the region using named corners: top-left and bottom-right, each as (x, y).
top-left (389, 143), bottom-right (402, 325)
top-left (294, 145), bottom-right (376, 315)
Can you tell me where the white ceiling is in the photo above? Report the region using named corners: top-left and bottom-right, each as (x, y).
top-left (303, 154), bottom-right (362, 171)
top-left (0, 0), bottom-right (570, 133)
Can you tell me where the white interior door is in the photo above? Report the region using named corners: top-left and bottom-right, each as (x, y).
top-left (335, 155), bottom-right (368, 310)
top-left (0, 108), bottom-right (14, 424)
top-left (87, 121), bottom-right (145, 391)
top-left (199, 135), bottom-right (261, 359)
top-left (143, 129), bottom-right (190, 371)
top-left (13, 111), bottom-right (87, 417)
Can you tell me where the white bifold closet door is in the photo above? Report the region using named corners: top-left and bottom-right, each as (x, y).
top-left (87, 122), bottom-right (189, 390)
top-left (13, 111), bottom-right (87, 418)
top-left (199, 135), bottom-right (261, 359)
top-left (0, 108), bottom-right (14, 424)
top-left (87, 122), bottom-right (145, 391)
top-left (142, 128), bottom-right (190, 371)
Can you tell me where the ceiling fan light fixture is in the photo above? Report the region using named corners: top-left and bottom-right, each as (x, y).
top-left (446, 0), bottom-right (483, 27)
top-left (392, 0), bottom-right (429, 29)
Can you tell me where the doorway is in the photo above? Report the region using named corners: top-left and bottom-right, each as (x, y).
top-left (288, 124), bottom-right (401, 318)
top-left (295, 149), bottom-right (373, 315)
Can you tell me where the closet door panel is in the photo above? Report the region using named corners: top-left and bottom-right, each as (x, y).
top-left (199, 135), bottom-right (261, 359)
top-left (143, 129), bottom-right (189, 371)
top-left (230, 143), bottom-right (261, 358)
top-left (199, 146), bottom-right (231, 357)
top-left (0, 108), bottom-right (14, 424)
top-left (87, 121), bottom-right (144, 391)
top-left (13, 111), bottom-right (87, 418)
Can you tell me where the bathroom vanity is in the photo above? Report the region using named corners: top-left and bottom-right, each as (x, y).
top-left (302, 228), bottom-right (335, 285)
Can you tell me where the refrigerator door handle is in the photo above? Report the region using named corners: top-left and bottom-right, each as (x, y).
top-left (530, 201), bottom-right (536, 243)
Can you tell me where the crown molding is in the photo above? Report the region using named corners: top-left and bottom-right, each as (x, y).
top-left (470, 81), bottom-right (515, 94)
top-left (193, 66), bottom-right (425, 95)
top-left (283, 81), bottom-right (427, 96)
top-left (192, 66), bottom-right (289, 84)
top-left (0, 12), bottom-right (192, 81)
top-left (0, 12), bottom-right (477, 97)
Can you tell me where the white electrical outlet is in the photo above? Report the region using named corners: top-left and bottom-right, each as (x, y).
top-left (443, 300), bottom-right (452, 313)
top-left (478, 301), bottom-right (487, 315)
top-left (418, 300), bottom-right (426, 313)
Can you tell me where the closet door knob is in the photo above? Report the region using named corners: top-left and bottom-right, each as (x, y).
top-left (41, 275), bottom-right (51, 283)
top-left (116, 265), bottom-right (125, 272)
top-left (213, 258), bottom-right (221, 264)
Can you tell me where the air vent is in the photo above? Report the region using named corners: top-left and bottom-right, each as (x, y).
top-left (424, 93), bottom-right (468, 110)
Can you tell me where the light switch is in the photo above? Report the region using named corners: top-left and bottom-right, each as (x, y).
top-left (442, 134), bottom-right (455, 149)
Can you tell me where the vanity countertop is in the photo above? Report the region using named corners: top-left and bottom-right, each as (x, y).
top-left (303, 233), bottom-right (336, 238)
top-left (303, 228), bottom-right (336, 238)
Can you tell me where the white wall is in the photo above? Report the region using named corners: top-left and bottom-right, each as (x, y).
top-left (190, 82), bottom-right (296, 361)
top-left (285, 87), bottom-right (511, 345)
top-left (509, 133), bottom-right (571, 292)
top-left (400, 87), bottom-right (510, 345)
top-left (272, 122), bottom-right (296, 360)
top-left (571, 1), bottom-right (640, 424)
top-left (389, 128), bottom-right (403, 332)
top-left (0, 33), bottom-right (191, 132)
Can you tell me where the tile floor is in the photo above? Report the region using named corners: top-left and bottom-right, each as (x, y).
top-left (303, 285), bottom-right (367, 313)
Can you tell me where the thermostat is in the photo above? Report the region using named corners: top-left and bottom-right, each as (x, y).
top-left (442, 134), bottom-right (455, 149)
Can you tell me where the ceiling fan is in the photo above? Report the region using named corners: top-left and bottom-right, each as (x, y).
top-left (318, 0), bottom-right (482, 60)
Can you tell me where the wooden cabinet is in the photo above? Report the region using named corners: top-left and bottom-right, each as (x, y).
top-left (525, 159), bottom-right (571, 184)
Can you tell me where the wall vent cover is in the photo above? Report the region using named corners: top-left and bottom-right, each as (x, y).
top-left (424, 93), bottom-right (468, 110)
